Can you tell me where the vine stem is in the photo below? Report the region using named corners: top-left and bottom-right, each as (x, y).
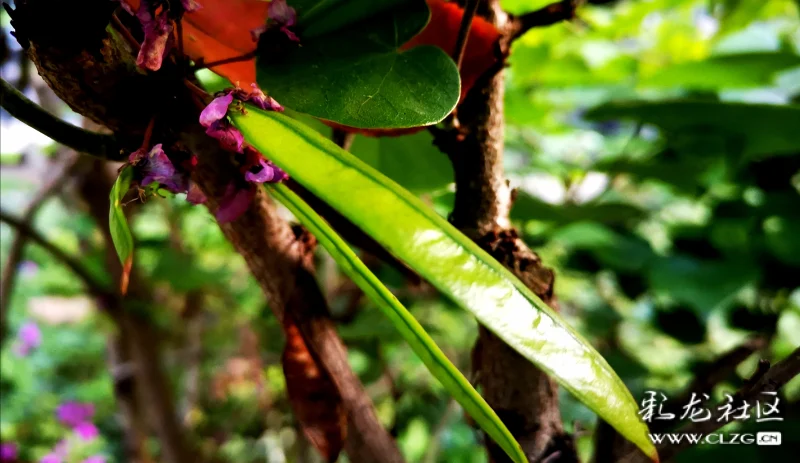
top-left (0, 78), bottom-right (125, 160)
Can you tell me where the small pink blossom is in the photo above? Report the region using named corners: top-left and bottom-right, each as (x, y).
top-left (0, 442), bottom-right (17, 462)
top-left (135, 1), bottom-right (174, 71)
top-left (75, 422), bottom-right (100, 441)
top-left (199, 93), bottom-right (234, 128)
top-left (56, 402), bottom-right (94, 428)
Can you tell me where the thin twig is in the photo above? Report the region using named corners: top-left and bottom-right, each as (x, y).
top-left (453, 0), bottom-right (481, 71)
top-left (111, 13), bottom-right (141, 50)
top-left (594, 335), bottom-right (769, 462)
top-left (193, 52), bottom-right (256, 71)
top-left (331, 129), bottom-right (355, 151)
top-left (506, 0), bottom-right (583, 41)
top-left (0, 209), bottom-right (112, 298)
top-left (0, 153), bottom-right (79, 339)
top-left (0, 78), bottom-right (125, 161)
top-left (620, 347), bottom-right (800, 463)
top-left (654, 336), bottom-right (769, 432)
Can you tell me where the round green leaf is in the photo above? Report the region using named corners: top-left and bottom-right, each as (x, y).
top-left (257, 0), bottom-right (460, 129)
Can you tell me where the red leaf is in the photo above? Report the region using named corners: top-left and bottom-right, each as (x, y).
top-left (403, 0), bottom-right (501, 102)
top-left (282, 315), bottom-right (347, 462)
top-left (122, 0), bottom-right (267, 86)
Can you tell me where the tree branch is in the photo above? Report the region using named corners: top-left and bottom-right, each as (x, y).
top-left (593, 335), bottom-right (769, 462)
top-left (0, 209), bottom-right (112, 299)
top-left (0, 78), bottom-right (125, 160)
top-left (14, 1), bottom-right (398, 461)
top-left (0, 153), bottom-right (78, 339)
top-left (433, 1), bottom-right (577, 462)
top-left (620, 347), bottom-right (800, 463)
top-left (453, 0), bottom-right (481, 70)
top-left (76, 157), bottom-right (200, 463)
top-left (332, 128), bottom-right (355, 151)
top-left (505, 0), bottom-right (583, 42)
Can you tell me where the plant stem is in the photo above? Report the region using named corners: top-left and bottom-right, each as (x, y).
top-left (0, 78), bottom-right (125, 161)
top-left (453, 0), bottom-right (481, 71)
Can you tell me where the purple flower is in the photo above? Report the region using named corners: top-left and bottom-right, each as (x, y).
top-left (199, 93), bottom-right (234, 128)
top-left (0, 442), bottom-right (17, 462)
top-left (268, 0), bottom-right (299, 42)
top-left (186, 183), bottom-right (207, 205)
top-left (74, 422), bottom-right (99, 441)
top-left (138, 144), bottom-right (190, 193)
top-left (19, 321), bottom-right (42, 346)
top-left (215, 183), bottom-right (256, 224)
top-left (56, 402), bottom-right (94, 428)
top-left (18, 260), bottom-right (39, 277)
top-left (269, 0), bottom-right (296, 26)
top-left (206, 121), bottom-right (245, 153)
top-left (15, 321), bottom-right (42, 356)
top-left (245, 157), bottom-right (287, 183)
top-left (242, 84), bottom-right (284, 112)
top-left (136, 2), bottom-right (174, 71)
top-left (40, 454), bottom-right (61, 463)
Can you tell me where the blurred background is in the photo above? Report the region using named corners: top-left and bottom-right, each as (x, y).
top-left (1, 0), bottom-right (799, 462)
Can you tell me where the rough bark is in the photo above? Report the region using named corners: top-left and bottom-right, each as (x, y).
top-left (10, 1), bottom-right (401, 461)
top-left (436, 1), bottom-right (577, 461)
top-left (77, 158), bottom-right (199, 463)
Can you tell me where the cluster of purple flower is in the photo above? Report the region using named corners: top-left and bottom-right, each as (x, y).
top-left (118, 0), bottom-right (202, 71)
top-left (199, 85), bottom-right (288, 222)
top-left (0, 402), bottom-right (105, 463)
top-left (40, 402), bottom-right (104, 463)
top-left (0, 442), bottom-right (16, 462)
top-left (117, 0), bottom-right (298, 223)
top-left (13, 321), bottom-right (41, 357)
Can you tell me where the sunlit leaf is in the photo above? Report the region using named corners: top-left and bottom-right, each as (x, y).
top-left (233, 107), bottom-right (657, 460)
top-left (268, 183), bottom-right (527, 463)
top-left (640, 52), bottom-right (800, 89)
top-left (586, 100), bottom-right (800, 157)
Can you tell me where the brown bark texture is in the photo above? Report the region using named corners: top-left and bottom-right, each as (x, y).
top-left (10, 1), bottom-right (401, 462)
top-left (437, 1), bottom-right (578, 462)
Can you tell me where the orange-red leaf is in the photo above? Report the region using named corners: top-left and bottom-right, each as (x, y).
top-left (282, 315), bottom-right (347, 462)
top-left (403, 0), bottom-right (501, 102)
top-left (122, 0), bottom-right (267, 87)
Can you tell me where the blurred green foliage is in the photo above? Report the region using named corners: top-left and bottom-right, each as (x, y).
top-left (2, 0), bottom-right (799, 462)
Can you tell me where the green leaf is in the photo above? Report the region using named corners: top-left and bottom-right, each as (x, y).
top-left (648, 255), bottom-right (760, 313)
top-left (293, 0), bottom-right (410, 38)
top-left (257, 0), bottom-right (460, 129)
top-left (350, 132), bottom-right (454, 193)
top-left (512, 192), bottom-right (646, 226)
top-left (286, 112), bottom-right (454, 193)
top-left (268, 183), bottom-right (527, 463)
top-left (640, 52), bottom-right (800, 89)
top-left (585, 100), bottom-right (800, 157)
top-left (109, 165), bottom-right (134, 294)
top-left (232, 107), bottom-right (657, 460)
